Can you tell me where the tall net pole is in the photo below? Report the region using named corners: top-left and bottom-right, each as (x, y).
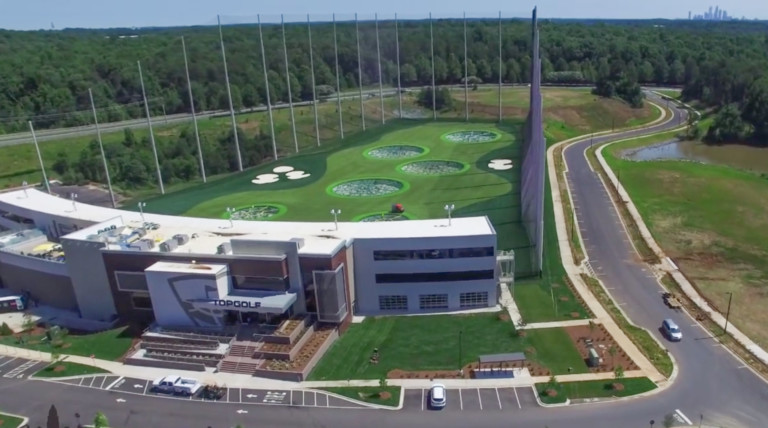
top-left (464, 12), bottom-right (469, 122)
top-left (498, 11), bottom-right (503, 122)
top-left (333, 14), bottom-right (344, 139)
top-left (28, 121), bottom-right (50, 194)
top-left (355, 13), bottom-right (366, 131)
top-left (375, 13), bottom-right (385, 124)
top-left (181, 36), bottom-right (206, 183)
top-left (282, 14), bottom-right (299, 153)
top-left (258, 14), bottom-right (278, 160)
top-left (429, 12), bottom-right (436, 120)
top-left (218, 16), bottom-right (243, 171)
top-left (88, 88), bottom-right (116, 207)
top-left (137, 60), bottom-right (164, 195)
top-left (307, 14), bottom-right (321, 147)
top-left (395, 13), bottom-right (403, 119)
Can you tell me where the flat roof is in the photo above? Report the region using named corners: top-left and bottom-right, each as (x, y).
top-left (0, 189), bottom-right (496, 256)
top-left (145, 261), bottom-right (228, 275)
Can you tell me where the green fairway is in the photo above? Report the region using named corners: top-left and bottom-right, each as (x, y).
top-left (0, 413), bottom-right (24, 428)
top-left (33, 361), bottom-right (109, 378)
top-left (320, 386), bottom-right (401, 407)
top-left (0, 326), bottom-right (135, 361)
top-left (307, 313), bottom-right (587, 380)
top-left (536, 377), bottom-right (657, 404)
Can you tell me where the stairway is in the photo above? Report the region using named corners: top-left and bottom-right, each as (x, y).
top-left (218, 340), bottom-right (264, 375)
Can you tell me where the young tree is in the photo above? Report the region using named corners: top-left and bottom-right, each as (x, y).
top-left (613, 365), bottom-right (625, 381)
top-left (93, 412), bottom-right (109, 428)
top-left (607, 345), bottom-right (618, 369)
top-left (46, 404), bottom-right (60, 428)
top-left (379, 377), bottom-right (388, 389)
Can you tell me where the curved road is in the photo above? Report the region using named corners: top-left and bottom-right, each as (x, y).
top-left (2, 94), bottom-right (767, 427)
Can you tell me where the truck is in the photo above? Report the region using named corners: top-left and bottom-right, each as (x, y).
top-left (662, 292), bottom-right (682, 310)
top-left (151, 375), bottom-right (203, 396)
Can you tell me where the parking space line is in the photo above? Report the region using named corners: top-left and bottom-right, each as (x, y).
top-left (0, 357), bottom-right (17, 368)
top-left (326, 392), bottom-right (329, 407)
top-left (78, 377), bottom-right (85, 386)
top-left (239, 388), bottom-right (242, 403)
top-left (88, 377), bottom-right (96, 388)
top-left (99, 376), bottom-right (107, 389)
top-left (421, 389), bottom-right (425, 411)
top-left (477, 388), bottom-right (483, 410)
top-left (314, 391), bottom-right (317, 407)
top-left (105, 376), bottom-right (123, 390)
top-left (302, 390), bottom-right (305, 406)
top-left (290, 390), bottom-right (293, 405)
top-left (459, 389), bottom-right (463, 410)
top-left (225, 387), bottom-right (230, 402)
top-left (513, 387), bottom-right (521, 409)
top-left (495, 388), bottom-right (502, 410)
top-left (143, 379), bottom-right (149, 395)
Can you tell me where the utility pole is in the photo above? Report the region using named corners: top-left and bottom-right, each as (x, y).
top-left (307, 14), bottom-right (321, 147)
top-left (429, 12), bottom-right (436, 120)
top-left (394, 13), bottom-right (403, 119)
top-left (332, 14), bottom-right (344, 139)
top-left (217, 15), bottom-right (243, 171)
top-left (463, 11), bottom-right (469, 122)
top-left (88, 88), bottom-right (116, 207)
top-left (257, 14), bottom-right (278, 160)
top-left (355, 13), bottom-right (365, 131)
top-left (181, 36), bottom-right (206, 183)
top-left (281, 14), bottom-right (299, 153)
top-left (724, 292), bottom-right (733, 335)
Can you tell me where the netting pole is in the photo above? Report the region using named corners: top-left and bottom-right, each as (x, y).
top-left (463, 11), bottom-right (469, 122)
top-left (498, 11), bottom-right (503, 122)
top-left (429, 12), bottom-right (436, 120)
top-left (258, 14), bottom-right (278, 160)
top-left (375, 13), bottom-right (385, 124)
top-left (181, 36), bottom-right (206, 183)
top-left (395, 13), bottom-right (403, 119)
top-left (218, 15), bottom-right (243, 171)
top-left (333, 13), bottom-right (344, 139)
top-left (307, 14), bottom-right (321, 147)
top-left (355, 13), bottom-right (366, 131)
top-left (137, 60), bottom-right (164, 194)
top-left (88, 88), bottom-right (116, 207)
top-left (282, 14), bottom-right (299, 153)
top-left (28, 121), bottom-right (50, 194)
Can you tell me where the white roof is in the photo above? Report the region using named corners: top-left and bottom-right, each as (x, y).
top-left (0, 189), bottom-right (496, 256)
top-left (145, 261), bottom-right (228, 275)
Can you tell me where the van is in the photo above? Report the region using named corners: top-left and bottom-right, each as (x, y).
top-left (662, 319), bottom-right (683, 341)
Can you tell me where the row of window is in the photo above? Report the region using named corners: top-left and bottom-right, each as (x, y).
top-left (375, 270), bottom-right (495, 284)
top-left (115, 271), bottom-right (289, 293)
top-left (373, 247), bottom-right (494, 261)
top-left (378, 292), bottom-right (489, 311)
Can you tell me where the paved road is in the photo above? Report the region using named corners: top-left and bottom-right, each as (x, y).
top-left (563, 93), bottom-right (768, 427)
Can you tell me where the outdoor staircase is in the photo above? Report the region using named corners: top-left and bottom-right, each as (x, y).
top-left (218, 340), bottom-right (264, 375)
top-left (228, 341), bottom-right (258, 358)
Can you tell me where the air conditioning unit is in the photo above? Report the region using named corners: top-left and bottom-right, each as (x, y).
top-left (159, 239), bottom-right (178, 253)
top-left (216, 242), bottom-right (232, 255)
top-left (140, 238), bottom-right (155, 249)
top-left (173, 234), bottom-right (189, 246)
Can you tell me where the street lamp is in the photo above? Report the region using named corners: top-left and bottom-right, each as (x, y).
top-left (444, 204), bottom-right (455, 226)
top-left (649, 420), bottom-right (655, 428)
top-left (330, 209), bottom-right (341, 231)
top-left (724, 292), bottom-right (733, 335)
top-left (458, 329), bottom-right (463, 375)
top-left (137, 202), bottom-right (147, 222)
top-left (21, 180), bottom-right (28, 198)
top-left (70, 193), bottom-right (78, 211)
top-left (226, 207), bottom-right (235, 228)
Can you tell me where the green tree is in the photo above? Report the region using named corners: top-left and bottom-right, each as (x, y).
top-left (741, 77), bottom-right (768, 142)
top-left (706, 104), bottom-right (748, 143)
top-left (93, 412), bottom-right (109, 428)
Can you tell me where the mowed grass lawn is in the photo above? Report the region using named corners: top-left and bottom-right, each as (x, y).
top-left (34, 361), bottom-right (109, 378)
top-left (537, 377), bottom-right (657, 404)
top-left (604, 138), bottom-right (768, 348)
top-left (140, 121), bottom-right (532, 254)
top-left (308, 313), bottom-right (587, 380)
top-left (0, 413), bottom-right (24, 428)
top-left (0, 326), bottom-right (134, 361)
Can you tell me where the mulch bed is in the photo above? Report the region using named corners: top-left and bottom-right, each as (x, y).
top-left (563, 324), bottom-right (639, 373)
top-left (388, 359), bottom-right (552, 380)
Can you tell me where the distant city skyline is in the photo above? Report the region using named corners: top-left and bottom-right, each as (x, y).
top-left (0, 0), bottom-right (766, 30)
top-left (689, 5), bottom-right (745, 21)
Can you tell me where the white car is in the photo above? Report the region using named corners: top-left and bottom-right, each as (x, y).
top-left (429, 383), bottom-right (447, 409)
top-left (151, 375), bottom-right (203, 396)
top-left (662, 319), bottom-right (683, 341)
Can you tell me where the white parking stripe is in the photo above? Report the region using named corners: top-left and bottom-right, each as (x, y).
top-left (0, 357), bottom-right (17, 368)
top-left (88, 376), bottom-right (96, 388)
top-left (513, 387), bottom-right (521, 409)
top-left (495, 388), bottom-right (502, 410)
top-left (78, 377), bottom-right (85, 386)
top-left (226, 387), bottom-right (230, 402)
top-left (105, 376), bottom-right (123, 390)
top-left (326, 392), bottom-right (329, 407)
top-left (477, 388), bottom-right (483, 410)
top-left (314, 391), bottom-right (317, 407)
top-left (459, 388), bottom-right (464, 410)
top-left (143, 379), bottom-right (149, 395)
top-left (99, 376), bottom-right (107, 389)
top-left (239, 388), bottom-right (242, 403)
top-left (421, 389), bottom-right (425, 411)
top-left (675, 409), bottom-right (693, 425)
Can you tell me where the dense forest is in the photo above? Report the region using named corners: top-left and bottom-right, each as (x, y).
top-left (1, 18), bottom-right (768, 134)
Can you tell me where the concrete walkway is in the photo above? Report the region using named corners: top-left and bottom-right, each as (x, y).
top-left (546, 102), bottom-right (671, 384)
top-left (595, 138), bottom-right (768, 368)
top-left (498, 282), bottom-right (523, 326)
top-left (519, 319), bottom-right (592, 330)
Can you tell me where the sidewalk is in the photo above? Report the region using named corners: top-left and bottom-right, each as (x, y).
top-left (595, 139), bottom-right (768, 369)
top-left (545, 102), bottom-right (671, 384)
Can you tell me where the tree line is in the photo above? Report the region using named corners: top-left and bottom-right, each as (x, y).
top-left (2, 19), bottom-right (768, 134)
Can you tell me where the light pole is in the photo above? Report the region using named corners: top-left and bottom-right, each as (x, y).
top-left (137, 202), bottom-right (147, 222)
top-left (458, 329), bottom-right (463, 375)
top-left (21, 181), bottom-right (28, 198)
top-left (699, 414), bottom-right (703, 428)
top-left (70, 193), bottom-right (78, 211)
top-left (444, 204), bottom-right (455, 226)
top-left (330, 209), bottom-right (341, 231)
top-left (724, 292), bottom-right (733, 335)
top-left (226, 207), bottom-right (235, 228)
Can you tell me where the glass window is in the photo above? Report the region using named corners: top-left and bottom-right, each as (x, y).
top-left (378, 295), bottom-right (408, 311)
top-left (376, 270), bottom-right (495, 284)
top-left (115, 271), bottom-right (149, 292)
top-left (451, 247), bottom-right (495, 258)
top-left (131, 294), bottom-right (153, 310)
top-left (419, 294), bottom-right (448, 310)
top-left (232, 275), bottom-right (289, 292)
top-left (373, 250), bottom-right (413, 261)
top-left (374, 247), bottom-right (494, 261)
top-left (459, 292), bottom-right (489, 308)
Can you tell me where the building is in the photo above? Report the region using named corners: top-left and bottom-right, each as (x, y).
top-left (0, 189), bottom-right (501, 331)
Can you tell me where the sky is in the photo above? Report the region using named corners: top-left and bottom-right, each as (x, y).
top-left (0, 0), bottom-right (766, 30)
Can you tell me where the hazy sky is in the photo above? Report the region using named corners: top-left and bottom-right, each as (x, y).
top-left (1, 0), bottom-right (766, 30)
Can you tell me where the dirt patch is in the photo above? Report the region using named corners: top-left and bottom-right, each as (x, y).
top-left (570, 312), bottom-right (581, 319)
top-left (545, 389), bottom-right (558, 397)
top-left (611, 382), bottom-right (625, 391)
top-left (238, 119), bottom-right (261, 134)
top-left (559, 296), bottom-right (570, 302)
top-left (378, 391), bottom-right (392, 400)
top-left (498, 313), bottom-right (510, 321)
top-left (52, 364), bottom-right (66, 372)
top-left (563, 324), bottom-right (639, 373)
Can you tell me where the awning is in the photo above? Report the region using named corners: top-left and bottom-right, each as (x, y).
top-left (188, 292), bottom-right (296, 315)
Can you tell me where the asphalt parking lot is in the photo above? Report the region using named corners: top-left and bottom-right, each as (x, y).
top-left (0, 356), bottom-right (48, 379)
top-left (402, 387), bottom-right (539, 412)
top-left (50, 374), bottom-right (366, 408)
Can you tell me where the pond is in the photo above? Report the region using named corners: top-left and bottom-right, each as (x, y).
top-left (620, 140), bottom-right (768, 173)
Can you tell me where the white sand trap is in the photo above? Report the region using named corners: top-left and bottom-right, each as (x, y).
top-left (490, 159), bottom-right (513, 165)
top-left (488, 163), bottom-right (514, 170)
top-left (286, 171), bottom-right (311, 180)
top-left (273, 166), bottom-right (295, 173)
top-left (251, 173), bottom-right (281, 184)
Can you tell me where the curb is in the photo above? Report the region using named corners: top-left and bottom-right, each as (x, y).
top-left (0, 411), bottom-right (29, 428)
top-left (310, 386), bottom-right (404, 410)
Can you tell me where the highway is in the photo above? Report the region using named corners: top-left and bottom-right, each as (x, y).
top-left (2, 93), bottom-right (765, 428)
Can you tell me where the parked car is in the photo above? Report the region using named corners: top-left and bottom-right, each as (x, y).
top-left (429, 383), bottom-right (447, 409)
top-left (662, 318), bottom-right (683, 341)
top-left (151, 375), bottom-right (203, 396)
